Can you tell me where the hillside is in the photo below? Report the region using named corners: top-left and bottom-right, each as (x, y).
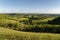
top-left (0, 27), bottom-right (60, 40)
top-left (0, 14), bottom-right (60, 40)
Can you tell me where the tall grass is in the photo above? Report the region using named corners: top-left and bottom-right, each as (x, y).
top-left (0, 27), bottom-right (60, 40)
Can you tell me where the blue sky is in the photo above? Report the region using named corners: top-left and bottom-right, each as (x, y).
top-left (0, 0), bottom-right (60, 13)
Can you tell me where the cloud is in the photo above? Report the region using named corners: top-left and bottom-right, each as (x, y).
top-left (0, 8), bottom-right (60, 14)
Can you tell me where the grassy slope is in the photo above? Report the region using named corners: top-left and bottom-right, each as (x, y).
top-left (0, 14), bottom-right (60, 40)
top-left (0, 27), bottom-right (60, 40)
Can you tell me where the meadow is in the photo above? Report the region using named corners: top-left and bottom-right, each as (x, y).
top-left (0, 14), bottom-right (60, 40)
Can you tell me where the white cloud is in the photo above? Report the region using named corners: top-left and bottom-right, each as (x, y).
top-left (0, 8), bottom-right (60, 14)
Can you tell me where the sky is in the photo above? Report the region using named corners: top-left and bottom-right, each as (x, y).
top-left (0, 0), bottom-right (60, 13)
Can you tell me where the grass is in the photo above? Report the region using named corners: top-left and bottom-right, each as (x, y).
top-left (0, 14), bottom-right (60, 40)
top-left (0, 27), bottom-right (60, 40)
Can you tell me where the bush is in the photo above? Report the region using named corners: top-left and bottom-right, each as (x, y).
top-left (17, 24), bottom-right (60, 33)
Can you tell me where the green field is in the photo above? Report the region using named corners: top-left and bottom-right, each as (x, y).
top-left (0, 27), bottom-right (60, 40)
top-left (0, 14), bottom-right (60, 40)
